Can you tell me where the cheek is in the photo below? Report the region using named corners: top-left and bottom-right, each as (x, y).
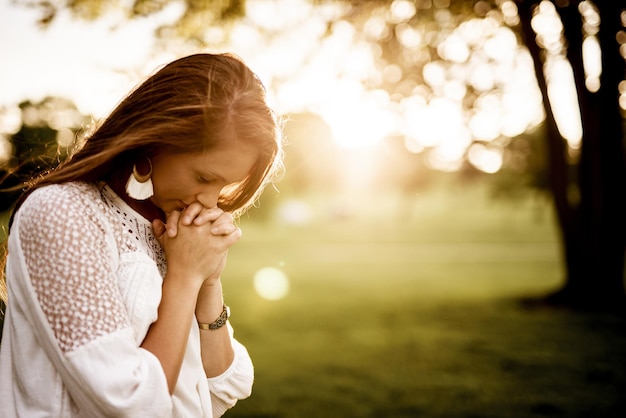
top-left (151, 173), bottom-right (179, 201)
top-left (156, 177), bottom-right (200, 202)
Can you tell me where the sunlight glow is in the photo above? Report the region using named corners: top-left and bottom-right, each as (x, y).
top-left (468, 61), bottom-right (496, 91)
top-left (246, 0), bottom-right (314, 31)
top-left (322, 89), bottom-right (396, 149)
top-left (0, 3), bottom-right (184, 117)
top-left (364, 14), bottom-right (389, 40)
top-left (468, 143), bottom-right (503, 173)
top-left (532, 1), bottom-right (583, 148)
top-left (337, 148), bottom-right (381, 192)
top-left (403, 14), bottom-right (544, 173)
top-left (404, 97), bottom-right (467, 148)
top-left (470, 109), bottom-right (501, 142)
top-left (389, 0), bottom-right (417, 23)
top-left (438, 34), bottom-right (470, 63)
top-left (502, 51), bottom-right (546, 136)
top-left (0, 106), bottom-right (22, 134)
top-left (619, 81), bottom-right (626, 111)
top-left (254, 267), bottom-right (290, 301)
top-left (426, 146), bottom-right (464, 172)
top-left (276, 199), bottom-right (314, 225)
top-left (484, 27), bottom-right (518, 63)
top-left (532, 1), bottom-right (564, 54)
top-left (546, 58), bottom-right (583, 147)
top-left (582, 37), bottom-right (601, 92)
top-left (423, 61), bottom-right (447, 88)
top-left (500, 1), bottom-right (520, 26)
top-left (395, 23), bottom-right (422, 48)
top-left (0, 135), bottom-right (12, 165)
top-left (580, 1), bottom-right (602, 93)
top-left (0, 0), bottom-right (581, 175)
top-left (56, 129), bottom-right (75, 148)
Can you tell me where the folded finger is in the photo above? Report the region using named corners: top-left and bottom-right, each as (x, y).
top-left (182, 202), bottom-right (204, 225)
top-left (167, 210), bottom-right (182, 237)
top-left (193, 207), bottom-right (225, 225)
top-left (152, 219), bottom-right (166, 239)
top-left (210, 222), bottom-right (238, 236)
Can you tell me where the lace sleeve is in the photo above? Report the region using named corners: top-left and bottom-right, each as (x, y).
top-left (17, 185), bottom-right (129, 353)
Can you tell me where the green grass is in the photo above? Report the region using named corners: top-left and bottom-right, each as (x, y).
top-left (219, 189), bottom-right (626, 418)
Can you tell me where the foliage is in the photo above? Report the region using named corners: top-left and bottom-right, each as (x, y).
top-left (15, 0), bottom-right (548, 177)
top-left (18, 0), bottom-right (246, 42)
top-left (0, 97), bottom-right (90, 211)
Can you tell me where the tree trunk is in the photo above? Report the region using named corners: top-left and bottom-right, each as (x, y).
top-left (517, 0), bottom-right (626, 311)
top-left (559, 0), bottom-right (626, 309)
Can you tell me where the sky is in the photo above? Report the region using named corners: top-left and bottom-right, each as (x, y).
top-left (0, 1), bottom-right (184, 117)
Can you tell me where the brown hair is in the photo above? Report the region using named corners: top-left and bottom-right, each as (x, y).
top-left (0, 52), bottom-right (284, 305)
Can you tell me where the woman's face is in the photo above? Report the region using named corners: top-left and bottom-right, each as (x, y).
top-left (149, 141), bottom-right (258, 214)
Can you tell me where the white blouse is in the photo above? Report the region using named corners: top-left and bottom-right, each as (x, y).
top-left (0, 182), bottom-right (254, 417)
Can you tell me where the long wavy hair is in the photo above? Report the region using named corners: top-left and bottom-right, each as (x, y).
top-left (0, 52), bottom-right (284, 305)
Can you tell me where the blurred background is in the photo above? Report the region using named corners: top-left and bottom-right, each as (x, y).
top-left (1, 1), bottom-right (625, 417)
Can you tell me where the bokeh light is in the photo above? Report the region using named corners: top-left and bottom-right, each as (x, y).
top-left (253, 267), bottom-right (290, 301)
top-left (276, 199), bottom-right (314, 226)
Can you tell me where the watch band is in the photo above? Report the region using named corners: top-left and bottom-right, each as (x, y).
top-left (198, 305), bottom-right (230, 330)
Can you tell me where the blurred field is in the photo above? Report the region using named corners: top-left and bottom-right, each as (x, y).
top-left (220, 185), bottom-right (626, 418)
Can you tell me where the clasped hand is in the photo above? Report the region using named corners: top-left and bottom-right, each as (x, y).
top-left (152, 203), bottom-right (241, 286)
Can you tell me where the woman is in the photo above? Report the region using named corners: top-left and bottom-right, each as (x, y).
top-left (0, 53), bottom-right (283, 417)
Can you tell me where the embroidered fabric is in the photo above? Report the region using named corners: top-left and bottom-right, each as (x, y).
top-left (17, 182), bottom-right (165, 353)
top-left (99, 185), bottom-right (166, 277)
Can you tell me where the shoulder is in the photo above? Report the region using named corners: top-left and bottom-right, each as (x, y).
top-left (27, 181), bottom-right (101, 202)
top-left (17, 182), bottom-right (107, 229)
top-left (22, 182), bottom-right (103, 212)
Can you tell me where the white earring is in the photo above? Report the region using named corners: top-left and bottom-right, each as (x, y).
top-left (125, 159), bottom-right (153, 200)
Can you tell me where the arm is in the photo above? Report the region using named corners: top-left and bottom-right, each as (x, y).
top-left (149, 209), bottom-right (240, 392)
top-left (157, 205), bottom-right (238, 377)
top-left (195, 279), bottom-right (235, 377)
top-left (190, 214), bottom-right (255, 416)
top-left (155, 204), bottom-right (254, 414)
top-left (139, 269), bottom-right (203, 393)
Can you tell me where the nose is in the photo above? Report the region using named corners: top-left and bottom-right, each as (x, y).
top-left (195, 185), bottom-right (221, 209)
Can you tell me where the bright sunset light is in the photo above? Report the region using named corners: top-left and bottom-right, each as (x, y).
top-left (0, 0), bottom-right (590, 172)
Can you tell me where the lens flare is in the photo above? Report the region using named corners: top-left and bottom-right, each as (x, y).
top-left (253, 267), bottom-right (290, 301)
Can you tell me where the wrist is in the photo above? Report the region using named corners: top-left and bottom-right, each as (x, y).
top-left (165, 267), bottom-right (205, 288)
top-left (196, 279), bottom-right (223, 313)
top-left (197, 305), bottom-right (230, 330)
top-left (201, 275), bottom-right (222, 287)
top-left (163, 271), bottom-right (204, 296)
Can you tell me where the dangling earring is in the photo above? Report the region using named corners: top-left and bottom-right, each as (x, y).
top-left (125, 158), bottom-right (154, 200)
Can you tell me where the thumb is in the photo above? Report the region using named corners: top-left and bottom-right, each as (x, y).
top-left (152, 219), bottom-right (166, 240)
